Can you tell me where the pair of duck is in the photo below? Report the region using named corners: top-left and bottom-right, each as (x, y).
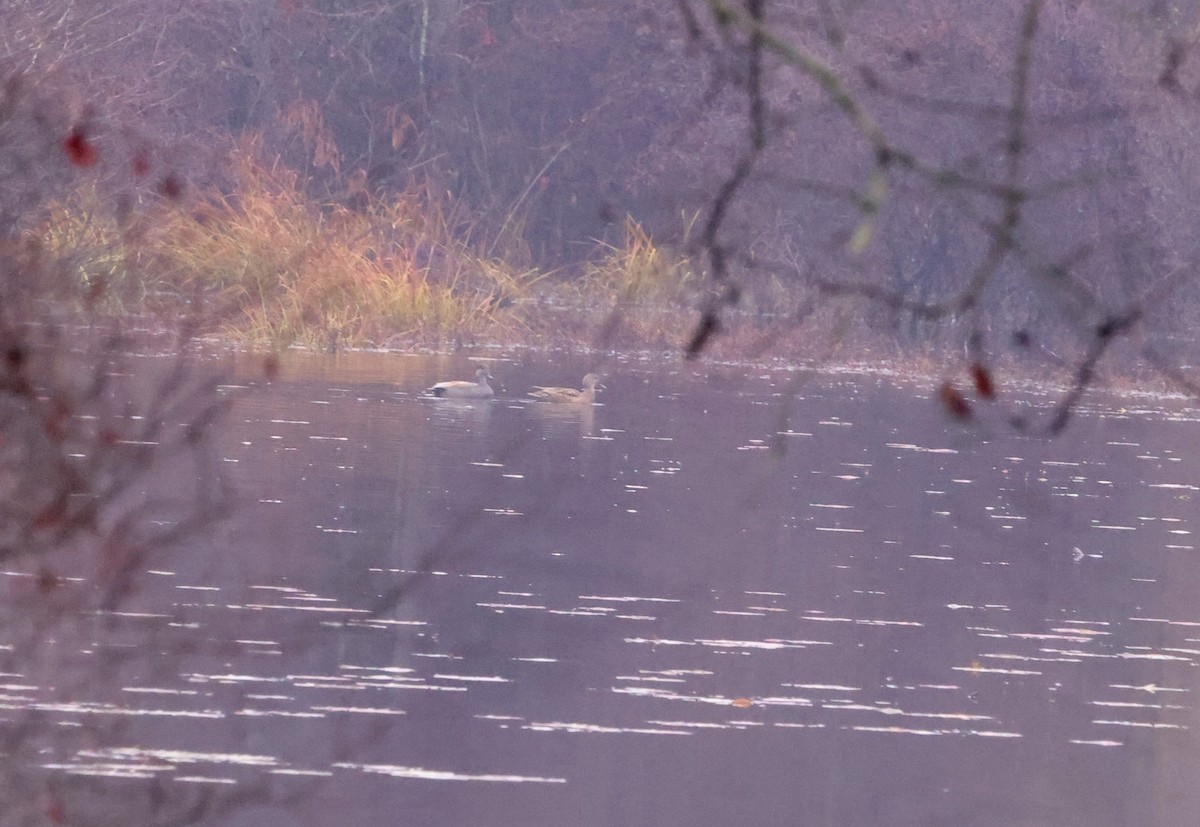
top-left (429, 367), bottom-right (602, 404)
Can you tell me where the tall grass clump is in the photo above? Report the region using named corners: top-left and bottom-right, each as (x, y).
top-left (168, 145), bottom-right (536, 347)
top-left (555, 215), bottom-right (705, 347)
top-left (581, 215), bottom-right (698, 304)
top-left (43, 139), bottom-right (548, 348)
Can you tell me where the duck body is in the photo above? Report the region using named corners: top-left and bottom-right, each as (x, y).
top-left (429, 367), bottom-right (494, 398)
top-left (529, 373), bottom-right (603, 404)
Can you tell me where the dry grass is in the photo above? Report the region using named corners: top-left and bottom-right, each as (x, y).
top-left (520, 215), bottom-right (707, 349)
top-left (41, 151), bottom-right (1121, 390)
top-left (41, 172), bottom-right (721, 353)
top-left (41, 142), bottom-right (553, 349)
top-left (580, 215), bottom-right (699, 304)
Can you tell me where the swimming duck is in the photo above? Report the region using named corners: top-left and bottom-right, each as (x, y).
top-left (529, 373), bottom-right (603, 404)
top-left (429, 366), bottom-right (495, 398)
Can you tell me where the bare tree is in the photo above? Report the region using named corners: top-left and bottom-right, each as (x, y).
top-left (0, 62), bottom-right (244, 825)
top-left (674, 0), bottom-right (1200, 431)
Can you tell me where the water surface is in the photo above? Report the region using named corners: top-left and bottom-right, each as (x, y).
top-left (28, 351), bottom-right (1200, 826)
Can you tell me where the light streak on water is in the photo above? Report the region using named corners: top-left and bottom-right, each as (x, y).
top-left (432, 674), bottom-right (510, 683)
top-left (1110, 683), bottom-right (1190, 694)
top-left (4, 701), bottom-right (225, 718)
top-left (1093, 720), bottom-right (1189, 730)
top-left (579, 595), bottom-right (682, 604)
top-left (525, 721), bottom-right (692, 736)
top-left (952, 666), bottom-right (1042, 676)
top-left (851, 726), bottom-right (1021, 738)
top-left (335, 762), bottom-right (568, 783)
top-left (887, 443), bottom-right (958, 454)
top-left (19, 358), bottom-right (1200, 822)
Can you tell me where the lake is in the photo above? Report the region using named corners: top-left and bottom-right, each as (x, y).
top-left (22, 350), bottom-right (1200, 826)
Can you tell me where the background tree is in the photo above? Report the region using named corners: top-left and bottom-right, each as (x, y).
top-left (5, 0), bottom-right (1200, 819)
top-left (671, 0), bottom-right (1200, 430)
top-left (5, 0), bottom-right (1200, 413)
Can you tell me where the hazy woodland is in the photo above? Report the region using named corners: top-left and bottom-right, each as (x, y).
top-left (4, 2), bottom-right (1200, 824)
top-left (7, 1), bottom-right (1200, 376)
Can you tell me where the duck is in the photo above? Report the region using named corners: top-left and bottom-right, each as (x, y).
top-left (528, 373), bottom-right (603, 404)
top-left (429, 366), bottom-right (495, 398)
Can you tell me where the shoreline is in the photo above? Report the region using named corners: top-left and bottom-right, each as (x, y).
top-left (212, 335), bottom-right (1200, 413)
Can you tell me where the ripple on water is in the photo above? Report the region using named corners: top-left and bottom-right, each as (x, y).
top-left (22, 356), bottom-right (1200, 823)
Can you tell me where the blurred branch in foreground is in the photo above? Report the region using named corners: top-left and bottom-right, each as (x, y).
top-left (681, 0), bottom-right (1200, 433)
top-left (0, 61), bottom-right (250, 824)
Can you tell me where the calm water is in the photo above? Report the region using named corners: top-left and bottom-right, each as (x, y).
top-left (27, 351), bottom-right (1200, 826)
